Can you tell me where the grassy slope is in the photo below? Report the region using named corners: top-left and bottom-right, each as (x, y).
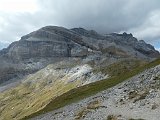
top-left (22, 58), bottom-right (160, 120)
top-left (0, 64), bottom-right (82, 120)
top-left (0, 79), bottom-right (80, 120)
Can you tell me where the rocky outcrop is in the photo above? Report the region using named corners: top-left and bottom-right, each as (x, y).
top-left (1, 26), bottom-right (159, 61)
top-left (0, 26), bottom-right (159, 84)
top-left (0, 27), bottom-right (83, 62)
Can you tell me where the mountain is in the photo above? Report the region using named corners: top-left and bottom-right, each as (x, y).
top-left (0, 26), bottom-right (159, 85)
top-left (0, 26), bottom-right (159, 120)
top-left (0, 58), bottom-right (149, 120)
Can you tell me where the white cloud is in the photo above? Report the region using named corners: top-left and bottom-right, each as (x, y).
top-left (128, 10), bottom-right (160, 43)
top-left (0, 0), bottom-right (40, 43)
top-left (0, 0), bottom-right (160, 49)
top-left (0, 0), bottom-right (39, 13)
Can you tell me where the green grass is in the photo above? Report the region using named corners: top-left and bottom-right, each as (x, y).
top-left (94, 59), bottom-right (147, 76)
top-left (22, 58), bottom-right (160, 120)
top-left (0, 68), bottom-right (81, 120)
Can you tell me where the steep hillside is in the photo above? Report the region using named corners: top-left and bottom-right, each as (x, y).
top-left (0, 58), bottom-right (147, 120)
top-left (0, 26), bottom-right (159, 84)
top-left (0, 26), bottom-right (159, 120)
top-left (18, 58), bottom-right (159, 120)
top-left (30, 58), bottom-right (160, 120)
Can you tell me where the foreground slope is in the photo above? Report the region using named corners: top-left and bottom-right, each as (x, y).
top-left (0, 58), bottom-right (146, 120)
top-left (23, 59), bottom-right (160, 120)
top-left (30, 59), bottom-right (160, 120)
top-left (0, 59), bottom-right (106, 120)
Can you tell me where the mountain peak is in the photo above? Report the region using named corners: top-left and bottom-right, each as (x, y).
top-left (0, 26), bottom-right (159, 85)
top-left (71, 27), bottom-right (99, 37)
top-left (0, 26), bottom-right (160, 120)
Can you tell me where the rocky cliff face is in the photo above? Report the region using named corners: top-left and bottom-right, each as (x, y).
top-left (1, 26), bottom-right (159, 61)
top-left (0, 26), bottom-right (159, 84)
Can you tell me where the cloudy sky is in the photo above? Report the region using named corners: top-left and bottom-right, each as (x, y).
top-left (0, 0), bottom-right (160, 51)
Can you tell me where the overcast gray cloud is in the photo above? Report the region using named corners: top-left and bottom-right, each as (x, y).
top-left (0, 0), bottom-right (160, 50)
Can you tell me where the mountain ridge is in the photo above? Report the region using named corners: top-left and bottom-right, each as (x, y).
top-left (0, 26), bottom-right (159, 86)
top-left (0, 26), bottom-right (159, 120)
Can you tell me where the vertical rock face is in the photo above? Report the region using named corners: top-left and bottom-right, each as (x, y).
top-left (1, 26), bottom-right (159, 61)
top-left (2, 26), bottom-right (93, 61)
top-left (0, 26), bottom-right (159, 84)
top-left (7, 40), bottom-right (71, 60)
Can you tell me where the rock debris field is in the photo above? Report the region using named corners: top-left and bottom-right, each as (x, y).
top-left (32, 65), bottom-right (160, 120)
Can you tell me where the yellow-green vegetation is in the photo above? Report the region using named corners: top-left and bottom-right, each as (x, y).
top-left (0, 58), bottom-right (159, 120)
top-left (94, 58), bottom-right (147, 76)
top-left (0, 79), bottom-right (80, 120)
top-left (75, 100), bottom-right (101, 119)
top-left (22, 58), bottom-right (160, 120)
top-left (0, 64), bottom-right (83, 120)
top-left (100, 46), bottom-right (129, 57)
